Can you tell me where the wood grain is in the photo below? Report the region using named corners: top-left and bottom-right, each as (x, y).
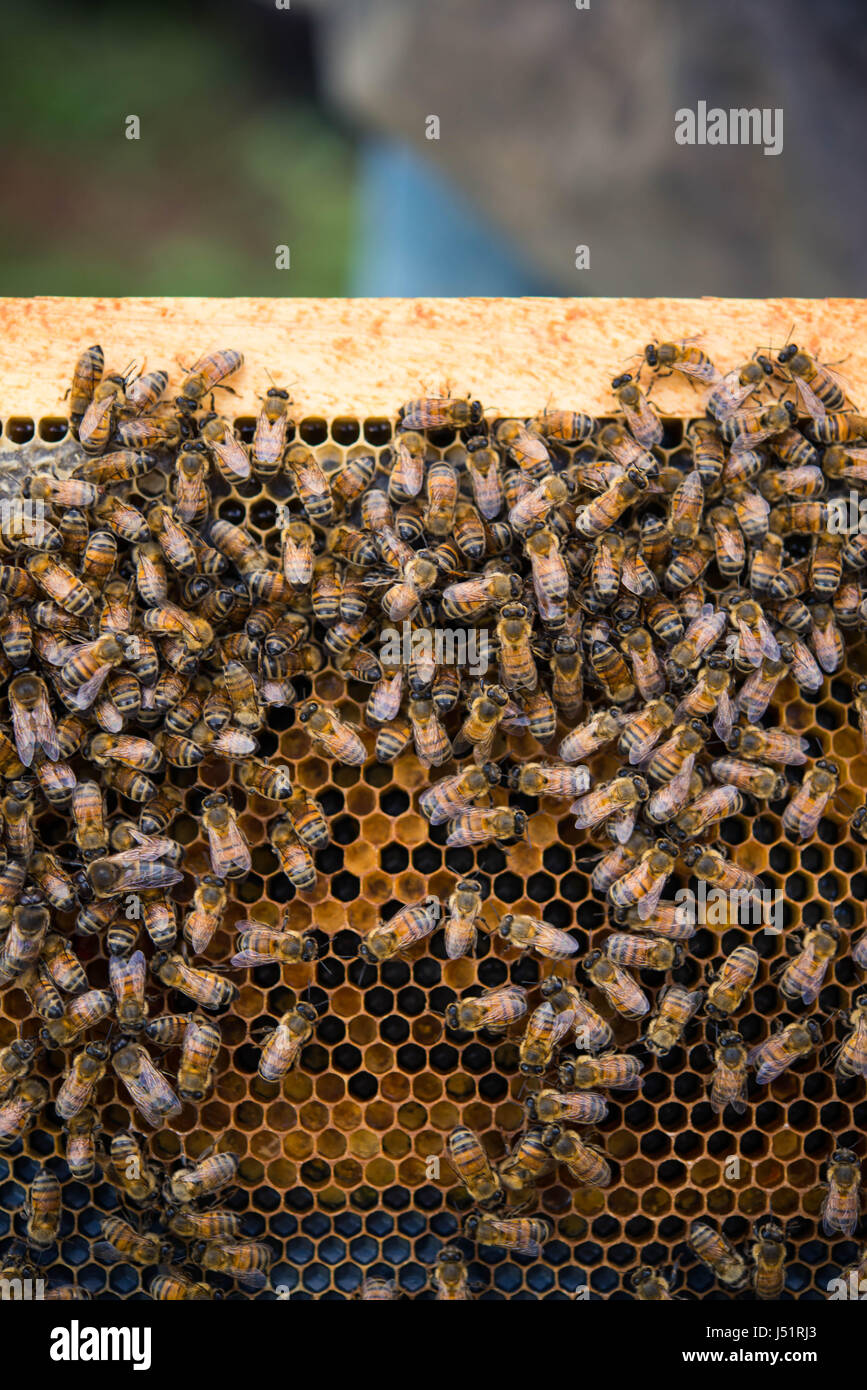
top-left (0, 297), bottom-right (865, 422)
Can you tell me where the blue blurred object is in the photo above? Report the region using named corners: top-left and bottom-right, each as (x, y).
top-left (351, 140), bottom-right (557, 297)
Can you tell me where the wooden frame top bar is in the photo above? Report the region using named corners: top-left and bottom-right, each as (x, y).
top-left (1, 296), bottom-right (865, 421)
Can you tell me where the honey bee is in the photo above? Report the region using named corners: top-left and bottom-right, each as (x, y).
top-left (688, 1220), bottom-right (749, 1291)
top-left (151, 951), bottom-right (238, 1010)
top-left (443, 879), bottom-right (484, 960)
top-left (706, 354), bottom-right (773, 421)
top-left (64, 1107), bottom-right (101, 1179)
top-left (298, 699), bottom-right (366, 765)
top-left (231, 921), bottom-right (318, 968)
top-left (199, 792), bottom-right (251, 879)
top-left (776, 343), bottom-right (849, 418)
top-left (704, 945), bottom-right (759, 1018)
top-left (109, 949), bottom-right (148, 1033)
top-left (165, 1149), bottom-right (239, 1205)
top-left (177, 348), bottom-right (244, 410)
top-left (642, 338), bottom-right (720, 387)
top-left (821, 1148), bottom-right (862, 1237)
top-left (709, 1029), bottom-right (749, 1114)
top-left (250, 387), bottom-right (292, 476)
top-left (748, 1018), bottom-right (822, 1084)
top-left (642, 984), bottom-right (702, 1056)
top-left (112, 1040), bottom-right (182, 1128)
top-left (541, 1124), bottom-right (611, 1188)
top-left (0, 1036), bottom-right (38, 1100)
top-left (604, 932), bottom-right (682, 972)
top-left (167, 1208), bottom-right (242, 1241)
top-left (447, 1125), bottom-right (503, 1207)
top-left (781, 759), bottom-right (839, 841)
top-left (540, 977), bottom-right (613, 1052)
top-left (609, 839), bottom-right (678, 920)
top-left (25, 1168), bottom-right (62, 1249)
top-left (86, 833), bottom-right (183, 899)
top-left (149, 1271), bottom-right (213, 1300)
top-left (0, 903), bottom-right (49, 981)
top-left (445, 806), bottom-right (527, 848)
top-left (431, 1245), bottom-right (473, 1300)
top-left (8, 673), bottom-right (59, 766)
top-left (445, 985), bottom-right (527, 1033)
top-left (744, 1218), bottom-right (786, 1301)
top-left (519, 999), bottom-right (573, 1075)
top-left (0, 1077), bottom-right (47, 1148)
top-left (836, 994), bottom-right (867, 1080)
top-left (498, 912), bottom-right (578, 962)
top-left (108, 1132), bottom-right (159, 1204)
top-left (195, 1238), bottom-right (271, 1290)
top-left (583, 950), bottom-right (649, 1019)
top-left (463, 1213), bottom-right (549, 1256)
top-left (68, 344), bottom-right (104, 428)
top-left (94, 1215), bottom-right (170, 1267)
top-left (779, 921), bottom-right (838, 1005)
top-left (55, 1040), bottom-right (109, 1121)
top-left (611, 372), bottom-right (663, 448)
top-left (257, 1003), bottom-right (317, 1081)
top-left (181, 876), bottom-right (227, 955)
top-left (508, 761), bottom-right (590, 800)
top-left (359, 897), bottom-right (441, 964)
top-left (525, 1087), bottom-right (609, 1126)
top-left (177, 1015), bottom-right (221, 1102)
top-left (41, 988), bottom-right (113, 1048)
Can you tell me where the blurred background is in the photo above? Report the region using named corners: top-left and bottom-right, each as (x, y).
top-left (1, 0), bottom-right (865, 297)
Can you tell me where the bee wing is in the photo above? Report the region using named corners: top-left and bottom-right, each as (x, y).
top-left (609, 807), bottom-right (637, 845)
top-left (635, 872), bottom-right (668, 923)
top-left (109, 949), bottom-right (146, 1005)
top-left (92, 1241), bottom-right (126, 1265)
top-left (118, 1067), bottom-right (181, 1129)
top-left (117, 863), bottom-right (184, 893)
top-left (628, 727), bottom-right (664, 766)
top-left (230, 949), bottom-right (278, 968)
top-left (757, 617), bottom-right (781, 662)
top-left (736, 618), bottom-right (764, 669)
top-left (10, 699), bottom-right (36, 767)
top-left (713, 689), bottom-right (735, 743)
top-left (793, 376), bottom-right (828, 420)
top-left (65, 662), bottom-right (114, 711)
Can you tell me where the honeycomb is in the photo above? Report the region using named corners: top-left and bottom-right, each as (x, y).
top-left (0, 403), bottom-right (864, 1302)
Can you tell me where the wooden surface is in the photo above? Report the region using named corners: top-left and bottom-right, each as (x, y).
top-left (1, 296), bottom-right (866, 421)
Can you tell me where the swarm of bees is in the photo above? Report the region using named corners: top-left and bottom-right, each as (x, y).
top-left (0, 333), bottom-right (865, 1299)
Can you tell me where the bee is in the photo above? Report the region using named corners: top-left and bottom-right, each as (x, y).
top-left (496, 420), bottom-right (551, 479)
top-left (836, 994), bottom-right (867, 1080)
top-left (64, 1107), bottom-right (101, 1179)
top-left (8, 673), bottom-right (59, 767)
top-left (445, 984), bottom-right (527, 1033)
top-left (735, 656), bottom-right (789, 722)
top-left (604, 932), bottom-right (682, 972)
top-left (94, 1215), bottom-right (170, 1267)
top-left (642, 338), bottom-right (720, 387)
top-left (109, 949), bottom-right (148, 1033)
top-left (149, 1271), bottom-right (213, 1300)
top-left (539, 977), bottom-right (613, 1052)
top-left (525, 527), bottom-right (569, 620)
top-left (710, 1029), bottom-right (749, 1114)
top-left (165, 1149), bottom-right (239, 1206)
top-left (776, 343), bottom-right (849, 418)
top-left (706, 354), bottom-right (773, 421)
top-left (445, 806), bottom-right (528, 848)
top-left (256, 1003), bottom-right (317, 1082)
top-left (704, 945), bottom-right (760, 1018)
top-left (198, 792), bottom-right (251, 879)
top-left (177, 348), bottom-right (244, 410)
top-left (463, 1213), bottom-right (549, 1256)
top-left (151, 951), bottom-right (238, 1010)
top-left (498, 1128), bottom-right (552, 1194)
top-left (531, 408), bottom-right (593, 444)
top-left (0, 1036), bottom-right (38, 1101)
top-left (68, 344), bottom-right (104, 428)
top-left (630, 1265), bottom-right (676, 1301)
top-left (688, 1220), bottom-right (749, 1291)
top-left (682, 846), bottom-right (767, 920)
top-left (231, 921), bottom-right (317, 968)
top-left (526, 1087), bottom-right (609, 1126)
top-left (748, 1018), bottom-right (822, 1084)
top-left (25, 1168), bottom-right (62, 1249)
top-left (177, 1015), bottom-right (221, 1102)
top-left (447, 1125), bottom-right (503, 1207)
top-left (270, 818), bottom-right (316, 890)
top-left (431, 1245), bottom-right (472, 1300)
top-left (643, 984), bottom-right (702, 1055)
top-left (782, 760), bottom-right (838, 840)
top-left (747, 1219), bottom-right (787, 1300)
top-left (283, 442), bottom-right (333, 524)
top-left (779, 921), bottom-right (838, 1005)
top-left (0, 1077), bottom-right (47, 1148)
top-left (359, 897), bottom-right (441, 964)
top-left (717, 402), bottom-right (790, 454)
top-left (575, 470), bottom-right (650, 539)
top-left (167, 1208), bottom-right (242, 1241)
top-left (609, 839), bottom-right (678, 920)
top-left (182, 876), bottom-right (227, 955)
top-left (498, 912), bottom-right (578, 962)
top-left (108, 1132), bottom-right (159, 1205)
top-left (0, 904), bottom-right (49, 981)
top-left (495, 602), bottom-right (538, 691)
top-left (611, 372), bottom-right (663, 448)
top-left (250, 386), bottom-right (292, 476)
top-left (821, 1148), bottom-right (862, 1237)
top-left (570, 771), bottom-right (647, 842)
top-left (86, 836), bottom-right (182, 899)
top-left (726, 723), bottom-right (808, 766)
top-left (519, 999), bottom-right (573, 1075)
top-left (112, 1040), bottom-right (182, 1128)
top-left (54, 1041), bottom-right (109, 1120)
top-left (399, 395), bottom-right (483, 431)
top-left (297, 699), bottom-right (366, 765)
top-left (407, 696), bottom-right (452, 768)
top-left (583, 950), bottom-right (649, 1019)
top-left (77, 369), bottom-right (128, 452)
top-left (195, 1239), bottom-right (271, 1291)
top-left (41, 988), bottom-right (113, 1048)
top-left (558, 710), bottom-right (622, 763)
top-left (541, 1124), bottom-right (611, 1188)
top-left (443, 878), bottom-right (484, 960)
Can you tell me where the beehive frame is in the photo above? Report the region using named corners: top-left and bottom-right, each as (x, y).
top-left (0, 296), bottom-right (866, 1301)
